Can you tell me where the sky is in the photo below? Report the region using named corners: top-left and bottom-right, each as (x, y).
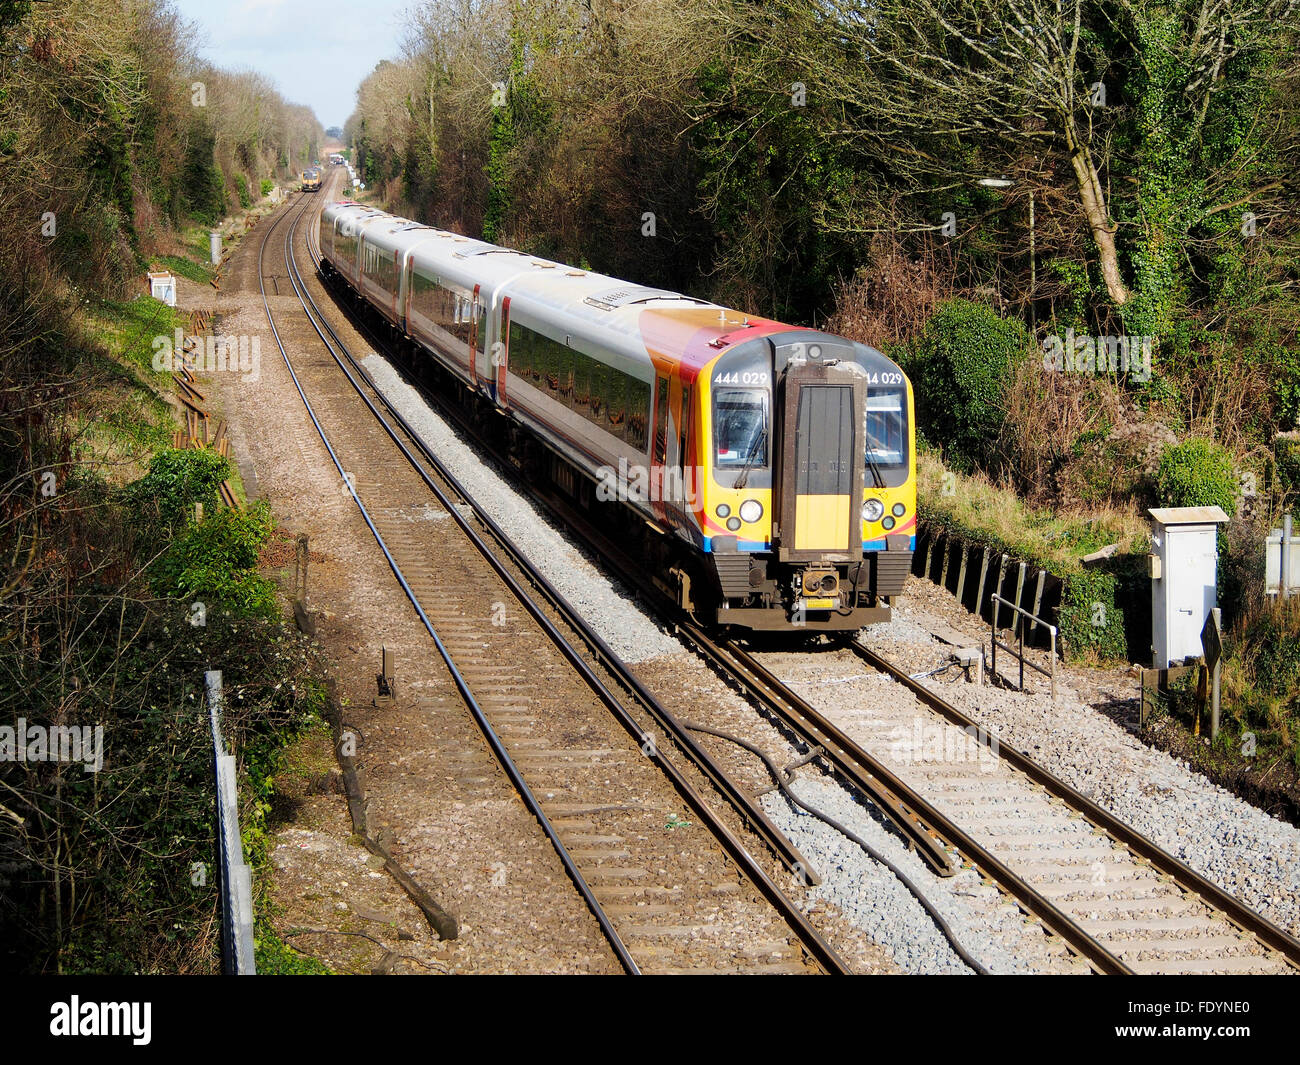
top-left (170, 0), bottom-right (415, 131)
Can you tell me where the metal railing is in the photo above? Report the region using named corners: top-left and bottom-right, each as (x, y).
top-left (206, 669), bottom-right (256, 975)
top-left (989, 593), bottom-right (1057, 700)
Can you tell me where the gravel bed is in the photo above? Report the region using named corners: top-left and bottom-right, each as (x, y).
top-left (862, 591), bottom-right (1300, 939)
top-left (361, 354), bottom-right (681, 662)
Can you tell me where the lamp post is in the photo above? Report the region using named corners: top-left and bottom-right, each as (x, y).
top-left (975, 176), bottom-right (1034, 326)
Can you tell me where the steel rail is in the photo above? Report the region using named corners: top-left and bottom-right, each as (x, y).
top-left (257, 189), bottom-right (644, 973)
top-left (851, 641), bottom-right (1300, 971)
top-left (282, 186), bottom-right (853, 974)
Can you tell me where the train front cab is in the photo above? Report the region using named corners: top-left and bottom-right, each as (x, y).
top-left (702, 334), bottom-right (915, 632)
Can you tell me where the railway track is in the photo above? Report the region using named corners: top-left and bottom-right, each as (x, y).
top-left (254, 176), bottom-right (860, 974)
top-left (842, 642), bottom-right (1300, 973)
top-left (277, 176), bottom-right (1300, 977)
top-left (540, 482), bottom-right (1300, 973)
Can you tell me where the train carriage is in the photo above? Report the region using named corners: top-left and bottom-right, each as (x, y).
top-left (318, 199), bottom-right (916, 633)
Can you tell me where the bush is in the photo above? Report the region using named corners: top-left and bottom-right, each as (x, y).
top-left (122, 447), bottom-right (231, 532)
top-left (908, 299), bottom-right (1031, 470)
top-left (1246, 601), bottom-right (1300, 698)
top-left (1221, 598), bottom-right (1300, 770)
top-left (260, 178), bottom-right (274, 197)
top-left (1274, 435), bottom-right (1300, 509)
top-left (234, 173), bottom-right (252, 209)
top-left (1155, 437), bottom-right (1237, 516)
top-left (1058, 567), bottom-right (1129, 662)
top-left (151, 502), bottom-right (278, 617)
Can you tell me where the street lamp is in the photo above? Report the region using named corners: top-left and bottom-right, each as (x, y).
top-left (974, 176), bottom-right (1034, 322)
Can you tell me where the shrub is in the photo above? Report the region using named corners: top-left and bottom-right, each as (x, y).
top-left (234, 173), bottom-right (252, 209)
top-left (259, 178), bottom-right (274, 197)
top-left (908, 299), bottom-right (1031, 471)
top-left (151, 502), bottom-right (278, 617)
top-left (1058, 567), bottom-right (1129, 662)
top-left (122, 447), bottom-right (231, 532)
top-left (1274, 435), bottom-right (1300, 508)
top-left (1220, 598), bottom-right (1300, 767)
top-left (1155, 437), bottom-right (1237, 516)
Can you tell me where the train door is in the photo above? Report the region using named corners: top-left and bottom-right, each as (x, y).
top-left (496, 296), bottom-right (510, 406)
top-left (467, 284), bottom-right (481, 391)
top-left (649, 373), bottom-right (670, 522)
top-left (390, 249), bottom-right (400, 322)
top-left (774, 361), bottom-right (866, 561)
top-left (665, 379), bottom-right (694, 534)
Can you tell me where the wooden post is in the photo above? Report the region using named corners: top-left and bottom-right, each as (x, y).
top-left (993, 555), bottom-right (1009, 631)
top-left (1210, 659), bottom-right (1222, 742)
top-left (954, 542), bottom-right (969, 607)
top-left (1029, 569), bottom-right (1046, 638)
top-left (938, 533), bottom-right (952, 589)
top-left (1012, 561), bottom-right (1028, 637)
top-left (295, 534), bottom-right (309, 600)
top-left (974, 549), bottom-right (991, 622)
top-left (1194, 664), bottom-right (1208, 737)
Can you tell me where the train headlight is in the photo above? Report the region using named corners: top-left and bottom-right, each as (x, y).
top-left (882, 516), bottom-right (896, 530)
top-left (726, 517), bottom-right (742, 532)
top-left (892, 503), bottom-right (906, 517)
top-left (739, 500), bottom-right (763, 524)
top-left (862, 498), bottom-right (885, 523)
top-left (715, 504), bottom-right (731, 519)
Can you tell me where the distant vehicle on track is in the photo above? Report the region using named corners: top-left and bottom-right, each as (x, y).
top-left (300, 168), bottom-right (322, 192)
top-left (317, 200), bottom-right (917, 633)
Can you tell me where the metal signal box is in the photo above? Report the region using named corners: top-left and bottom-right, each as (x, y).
top-left (1148, 506), bottom-right (1229, 668)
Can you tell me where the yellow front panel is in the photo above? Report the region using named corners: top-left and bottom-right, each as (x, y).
top-left (794, 494), bottom-right (850, 550)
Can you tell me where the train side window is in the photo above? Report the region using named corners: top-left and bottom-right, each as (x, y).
top-left (627, 378), bottom-right (650, 452)
top-left (560, 342), bottom-right (576, 407)
top-left (509, 320), bottom-right (528, 380)
top-left (476, 303), bottom-right (488, 357)
top-left (606, 370), bottom-right (626, 437)
top-left (588, 359), bottom-right (607, 420)
top-left (571, 348), bottom-right (589, 411)
top-left (537, 332), bottom-right (553, 392)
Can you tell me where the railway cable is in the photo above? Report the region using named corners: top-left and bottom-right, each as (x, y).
top-left (680, 719), bottom-right (990, 975)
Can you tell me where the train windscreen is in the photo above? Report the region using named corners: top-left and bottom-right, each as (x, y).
top-left (865, 387), bottom-right (908, 486)
top-left (713, 389), bottom-right (769, 468)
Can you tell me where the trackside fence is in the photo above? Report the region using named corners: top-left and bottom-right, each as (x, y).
top-left (205, 669), bottom-right (257, 974)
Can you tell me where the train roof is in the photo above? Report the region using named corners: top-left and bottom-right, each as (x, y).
top-left (324, 201), bottom-right (898, 379)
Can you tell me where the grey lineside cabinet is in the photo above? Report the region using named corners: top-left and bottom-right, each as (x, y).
top-left (1147, 506), bottom-right (1229, 669)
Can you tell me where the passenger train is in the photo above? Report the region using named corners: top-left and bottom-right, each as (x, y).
top-left (318, 199), bottom-right (916, 633)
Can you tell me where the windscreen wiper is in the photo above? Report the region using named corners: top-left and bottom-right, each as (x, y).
top-left (866, 450), bottom-right (886, 489)
top-left (733, 428), bottom-right (768, 490)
